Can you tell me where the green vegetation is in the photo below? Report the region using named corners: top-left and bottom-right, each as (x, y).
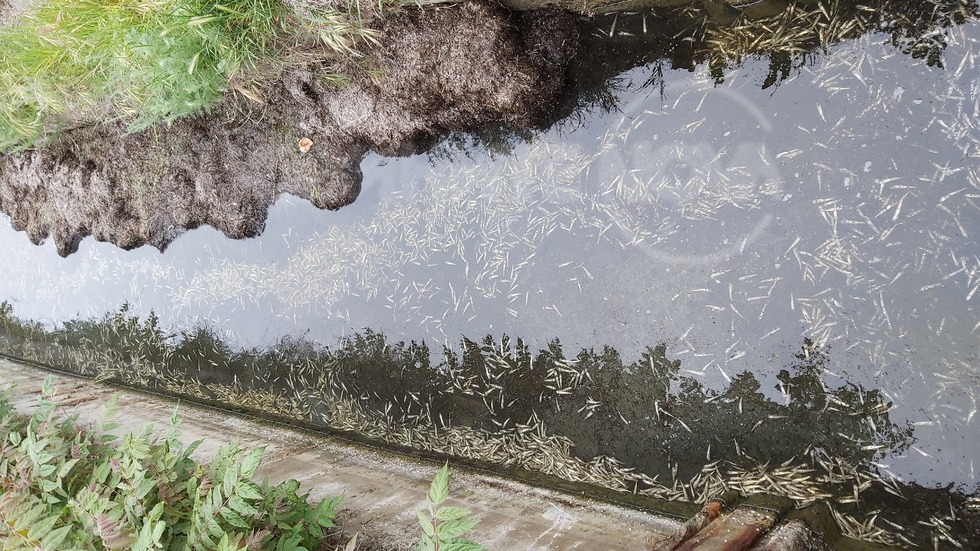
top-left (0, 0), bottom-right (377, 151)
top-left (0, 377), bottom-right (341, 550)
top-left (416, 464), bottom-right (483, 551)
top-left (0, 376), bottom-right (484, 550)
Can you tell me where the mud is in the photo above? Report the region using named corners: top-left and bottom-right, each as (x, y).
top-left (0, 1), bottom-right (577, 256)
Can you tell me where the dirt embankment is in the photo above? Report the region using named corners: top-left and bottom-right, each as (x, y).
top-left (0, 2), bottom-right (577, 256)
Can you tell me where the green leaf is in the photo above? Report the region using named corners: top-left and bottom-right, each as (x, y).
top-left (313, 496), bottom-right (340, 528)
top-left (427, 463), bottom-right (449, 506)
top-left (206, 517), bottom-right (224, 539)
top-left (183, 439), bottom-right (204, 458)
top-left (276, 533), bottom-right (305, 551)
top-left (228, 494), bottom-right (258, 518)
top-left (40, 524), bottom-right (72, 549)
top-left (152, 519), bottom-right (166, 545)
top-left (93, 460), bottom-right (113, 484)
top-left (37, 462), bottom-right (57, 477)
top-left (219, 505), bottom-right (250, 529)
top-left (236, 480), bottom-right (262, 501)
top-left (240, 447), bottom-right (264, 479)
top-left (417, 510), bottom-right (434, 537)
top-left (26, 512), bottom-right (60, 540)
top-left (437, 518), bottom-right (480, 540)
top-left (14, 502), bottom-right (46, 531)
top-left (136, 477), bottom-right (157, 499)
top-left (443, 541), bottom-right (486, 551)
top-left (57, 457), bottom-right (80, 478)
top-left (222, 463), bottom-right (238, 494)
top-left (435, 506), bottom-right (471, 522)
top-left (38, 478), bottom-right (61, 494)
top-left (416, 532), bottom-right (435, 551)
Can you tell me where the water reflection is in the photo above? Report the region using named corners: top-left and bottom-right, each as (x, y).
top-left (0, 1), bottom-right (978, 549)
top-left (3, 302), bottom-right (974, 547)
top-left (428, 0), bottom-right (980, 161)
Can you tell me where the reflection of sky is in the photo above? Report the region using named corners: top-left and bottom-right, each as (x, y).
top-left (1, 23), bottom-right (978, 490)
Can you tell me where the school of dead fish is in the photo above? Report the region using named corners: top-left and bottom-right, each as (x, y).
top-left (1, 1), bottom-right (978, 548)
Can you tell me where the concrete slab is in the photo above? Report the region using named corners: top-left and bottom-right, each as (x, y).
top-left (0, 358), bottom-right (681, 550)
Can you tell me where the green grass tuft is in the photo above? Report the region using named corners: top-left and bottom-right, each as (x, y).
top-left (0, 0), bottom-right (377, 151)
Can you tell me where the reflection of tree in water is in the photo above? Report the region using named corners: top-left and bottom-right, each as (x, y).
top-left (425, 0), bottom-right (979, 159)
top-left (1, 302), bottom-right (974, 548)
top-left (581, 0), bottom-right (979, 91)
top-left (411, 337), bottom-right (914, 484)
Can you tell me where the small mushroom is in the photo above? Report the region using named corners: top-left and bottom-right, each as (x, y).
top-left (298, 137), bottom-right (313, 154)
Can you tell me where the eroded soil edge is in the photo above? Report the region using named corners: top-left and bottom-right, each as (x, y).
top-left (0, 2), bottom-right (577, 256)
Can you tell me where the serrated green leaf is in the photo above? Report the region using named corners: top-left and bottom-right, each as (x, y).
top-left (38, 478), bottom-right (61, 493)
top-left (40, 523), bottom-right (72, 549)
top-left (92, 460), bottom-right (111, 484)
top-left (282, 479), bottom-right (300, 494)
top-left (276, 533), bottom-right (305, 551)
top-left (240, 447), bottom-right (264, 479)
top-left (314, 496), bottom-right (339, 528)
top-left (57, 457), bottom-right (80, 478)
top-left (223, 464), bottom-right (238, 495)
top-left (443, 540), bottom-right (486, 551)
top-left (435, 506), bottom-right (471, 522)
top-left (417, 510), bottom-right (434, 537)
top-left (184, 439), bottom-right (203, 458)
top-left (427, 463), bottom-right (449, 506)
top-left (133, 520), bottom-right (157, 551)
top-left (228, 494), bottom-right (258, 518)
top-left (237, 480), bottom-right (262, 501)
top-left (416, 532), bottom-right (435, 551)
top-left (136, 477), bottom-right (157, 499)
top-left (26, 512), bottom-right (60, 540)
top-left (219, 505), bottom-right (250, 529)
top-left (152, 519), bottom-right (166, 544)
top-left (14, 502), bottom-right (46, 531)
top-left (437, 518), bottom-right (480, 540)
top-left (149, 501), bottom-right (165, 520)
top-left (206, 517), bottom-right (224, 538)
top-left (37, 462), bottom-right (56, 477)
top-left (198, 527), bottom-right (218, 549)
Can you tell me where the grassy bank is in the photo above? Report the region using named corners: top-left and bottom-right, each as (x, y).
top-left (0, 0), bottom-right (378, 151)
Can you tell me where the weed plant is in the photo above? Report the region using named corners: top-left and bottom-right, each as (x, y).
top-left (0, 0), bottom-right (376, 151)
top-left (416, 464), bottom-right (484, 551)
top-left (0, 377), bottom-right (342, 549)
top-left (0, 376), bottom-right (485, 550)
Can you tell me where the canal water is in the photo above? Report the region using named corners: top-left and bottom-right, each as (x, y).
top-left (1, 2), bottom-right (978, 547)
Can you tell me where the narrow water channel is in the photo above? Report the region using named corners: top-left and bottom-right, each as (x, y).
top-left (1, 1), bottom-right (979, 548)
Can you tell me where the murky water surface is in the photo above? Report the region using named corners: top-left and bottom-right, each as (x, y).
top-left (2, 5), bottom-right (979, 548)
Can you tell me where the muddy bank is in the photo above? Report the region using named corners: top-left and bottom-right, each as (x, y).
top-left (0, 1), bottom-right (576, 256)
